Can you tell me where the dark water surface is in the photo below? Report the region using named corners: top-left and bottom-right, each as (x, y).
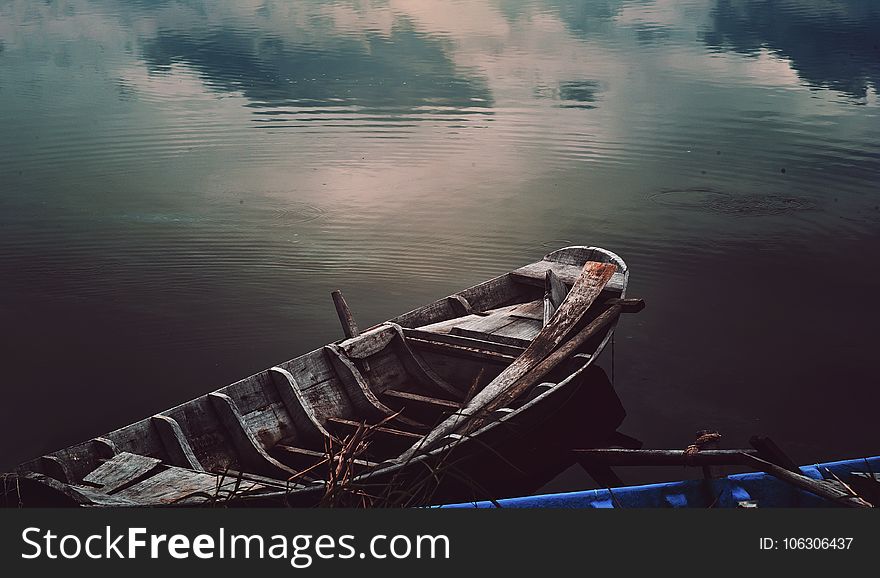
top-left (2, 0), bottom-right (879, 489)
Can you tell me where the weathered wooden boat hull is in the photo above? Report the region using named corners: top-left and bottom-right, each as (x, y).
top-left (439, 456), bottom-right (880, 508)
top-left (3, 246), bottom-right (629, 507)
top-left (280, 364), bottom-right (629, 506)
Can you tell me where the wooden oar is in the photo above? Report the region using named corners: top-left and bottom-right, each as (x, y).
top-left (574, 448), bottom-right (758, 466)
top-left (395, 260), bottom-right (617, 463)
top-left (460, 298), bottom-right (638, 431)
top-left (331, 290), bottom-right (360, 338)
top-left (741, 453), bottom-right (873, 508)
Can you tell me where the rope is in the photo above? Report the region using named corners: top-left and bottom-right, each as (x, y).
top-left (683, 431), bottom-right (723, 464)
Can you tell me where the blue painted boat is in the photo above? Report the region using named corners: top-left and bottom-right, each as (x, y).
top-left (439, 456), bottom-right (880, 508)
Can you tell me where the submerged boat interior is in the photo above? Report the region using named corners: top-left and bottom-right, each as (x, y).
top-left (6, 247), bottom-right (628, 506)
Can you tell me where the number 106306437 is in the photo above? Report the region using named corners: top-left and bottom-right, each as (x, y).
top-left (760, 537), bottom-right (854, 550)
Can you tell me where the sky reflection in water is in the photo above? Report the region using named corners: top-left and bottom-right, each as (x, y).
top-left (1, 0), bottom-right (878, 489)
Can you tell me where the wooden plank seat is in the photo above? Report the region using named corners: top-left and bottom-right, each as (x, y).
top-left (511, 260), bottom-right (626, 293)
top-left (80, 452), bottom-right (162, 493)
top-left (412, 301), bottom-right (544, 349)
top-left (402, 328), bottom-right (524, 364)
top-left (442, 305), bottom-right (540, 349)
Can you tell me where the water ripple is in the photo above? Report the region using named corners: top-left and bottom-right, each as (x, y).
top-left (649, 188), bottom-right (817, 217)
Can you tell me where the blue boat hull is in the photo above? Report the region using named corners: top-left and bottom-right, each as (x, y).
top-left (439, 456), bottom-right (880, 508)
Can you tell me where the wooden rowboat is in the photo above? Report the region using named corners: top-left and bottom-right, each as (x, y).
top-left (3, 246), bottom-right (635, 507)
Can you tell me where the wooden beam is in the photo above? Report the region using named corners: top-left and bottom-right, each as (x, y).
top-left (383, 389), bottom-right (461, 411)
top-left (217, 469), bottom-right (296, 490)
top-left (575, 448), bottom-right (757, 466)
top-left (208, 393), bottom-right (299, 479)
top-left (151, 415), bottom-right (204, 471)
top-left (381, 387), bottom-right (463, 426)
top-left (275, 445), bottom-right (379, 468)
top-left (384, 323), bottom-right (464, 399)
top-left (447, 294), bottom-right (488, 316)
top-left (337, 325), bottom-right (395, 359)
top-left (274, 444), bottom-right (326, 460)
top-left (36, 455), bottom-right (72, 484)
top-left (331, 290), bottom-right (360, 339)
top-left (268, 367), bottom-right (331, 444)
top-left (91, 437), bottom-right (118, 459)
top-left (326, 417), bottom-right (422, 440)
top-left (325, 344), bottom-right (427, 431)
